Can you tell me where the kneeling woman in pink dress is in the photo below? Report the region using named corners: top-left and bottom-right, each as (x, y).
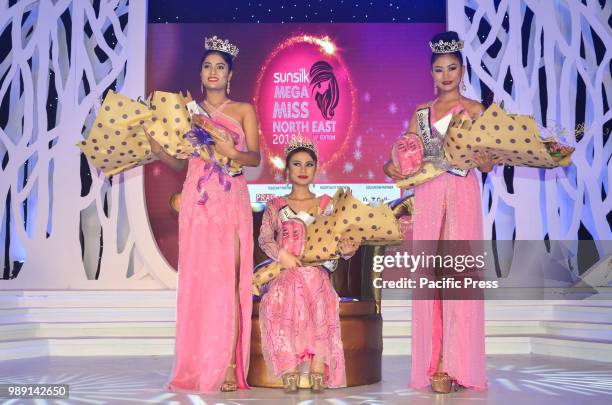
top-left (258, 139), bottom-right (358, 393)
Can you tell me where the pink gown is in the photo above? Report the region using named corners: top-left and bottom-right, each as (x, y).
top-left (168, 101), bottom-right (254, 392)
top-left (408, 101), bottom-right (487, 391)
top-left (258, 196), bottom-right (346, 388)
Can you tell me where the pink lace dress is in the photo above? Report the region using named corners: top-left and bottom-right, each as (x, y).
top-left (258, 195), bottom-right (346, 388)
top-left (408, 100), bottom-right (487, 391)
top-left (167, 101), bottom-right (254, 392)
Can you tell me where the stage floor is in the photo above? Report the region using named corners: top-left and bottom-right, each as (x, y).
top-left (0, 355), bottom-right (610, 404)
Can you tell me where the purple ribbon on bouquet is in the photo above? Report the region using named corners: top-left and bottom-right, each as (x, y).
top-left (184, 126), bottom-right (232, 205)
top-left (184, 125), bottom-right (214, 150)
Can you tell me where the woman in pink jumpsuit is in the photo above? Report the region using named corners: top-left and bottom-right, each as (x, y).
top-left (384, 31), bottom-right (495, 393)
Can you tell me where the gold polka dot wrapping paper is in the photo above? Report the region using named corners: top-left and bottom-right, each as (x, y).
top-left (78, 90), bottom-right (246, 178)
top-left (252, 261), bottom-right (282, 296)
top-left (77, 90), bottom-right (158, 177)
top-left (146, 91), bottom-right (197, 160)
top-left (444, 103), bottom-right (574, 170)
top-left (301, 188), bottom-right (401, 264)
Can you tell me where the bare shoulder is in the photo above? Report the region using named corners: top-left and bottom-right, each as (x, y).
top-left (234, 101), bottom-right (256, 114)
top-left (462, 97), bottom-right (485, 116)
top-left (225, 102), bottom-right (256, 124)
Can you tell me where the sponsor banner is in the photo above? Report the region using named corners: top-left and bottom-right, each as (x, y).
top-left (248, 183), bottom-right (401, 203)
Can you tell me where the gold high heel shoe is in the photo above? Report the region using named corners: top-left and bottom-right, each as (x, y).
top-left (430, 372), bottom-right (452, 393)
top-left (309, 372), bottom-right (327, 393)
top-left (220, 364), bottom-right (237, 392)
top-left (281, 372), bottom-right (300, 393)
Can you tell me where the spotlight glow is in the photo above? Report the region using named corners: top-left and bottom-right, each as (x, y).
top-left (303, 35), bottom-right (336, 54)
top-left (269, 155), bottom-right (285, 170)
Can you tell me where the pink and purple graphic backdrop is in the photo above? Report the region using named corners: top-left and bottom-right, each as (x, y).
top-left (146, 23), bottom-right (444, 268)
top-left (254, 35), bottom-right (356, 178)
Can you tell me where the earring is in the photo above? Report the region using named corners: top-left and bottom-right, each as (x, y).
top-left (433, 84), bottom-right (438, 95)
top-left (461, 80), bottom-right (467, 92)
top-left (200, 82), bottom-right (204, 94)
top-left (227, 80), bottom-right (231, 95)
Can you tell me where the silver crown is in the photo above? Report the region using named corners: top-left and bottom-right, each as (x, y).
top-left (284, 136), bottom-right (318, 157)
top-left (204, 35), bottom-right (239, 58)
top-left (429, 39), bottom-right (464, 54)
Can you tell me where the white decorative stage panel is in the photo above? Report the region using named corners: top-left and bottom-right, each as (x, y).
top-left (0, 0), bottom-right (176, 289)
top-left (448, 0), bottom-right (611, 242)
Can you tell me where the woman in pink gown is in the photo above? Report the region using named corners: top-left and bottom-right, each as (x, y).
top-left (257, 141), bottom-right (358, 393)
top-left (384, 31), bottom-right (495, 393)
top-left (150, 36), bottom-right (261, 392)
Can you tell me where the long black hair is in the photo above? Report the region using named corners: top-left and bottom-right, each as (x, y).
top-left (309, 61), bottom-right (339, 120)
top-left (430, 31), bottom-right (464, 67)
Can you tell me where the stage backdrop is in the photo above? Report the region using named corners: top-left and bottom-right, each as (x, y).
top-left (145, 23), bottom-right (444, 269)
top-left (1, 2), bottom-right (608, 289)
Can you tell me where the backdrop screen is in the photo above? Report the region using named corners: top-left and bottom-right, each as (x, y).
top-left (145, 23), bottom-right (444, 267)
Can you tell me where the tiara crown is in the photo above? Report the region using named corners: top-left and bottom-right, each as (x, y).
top-left (429, 39), bottom-right (464, 54)
top-left (284, 135), bottom-right (318, 157)
top-left (204, 35), bottom-right (239, 58)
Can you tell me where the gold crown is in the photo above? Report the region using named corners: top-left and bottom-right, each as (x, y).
top-left (204, 35), bottom-right (239, 58)
top-left (429, 39), bottom-right (464, 54)
top-left (284, 136), bottom-right (318, 157)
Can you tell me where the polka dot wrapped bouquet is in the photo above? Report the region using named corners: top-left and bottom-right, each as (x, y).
top-left (252, 189), bottom-right (401, 295)
top-left (252, 260), bottom-right (282, 296)
top-left (444, 103), bottom-right (574, 170)
top-left (78, 90), bottom-right (159, 177)
top-left (78, 90), bottom-right (196, 177)
top-left (301, 188), bottom-right (401, 264)
top-left (146, 91), bottom-right (196, 160)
